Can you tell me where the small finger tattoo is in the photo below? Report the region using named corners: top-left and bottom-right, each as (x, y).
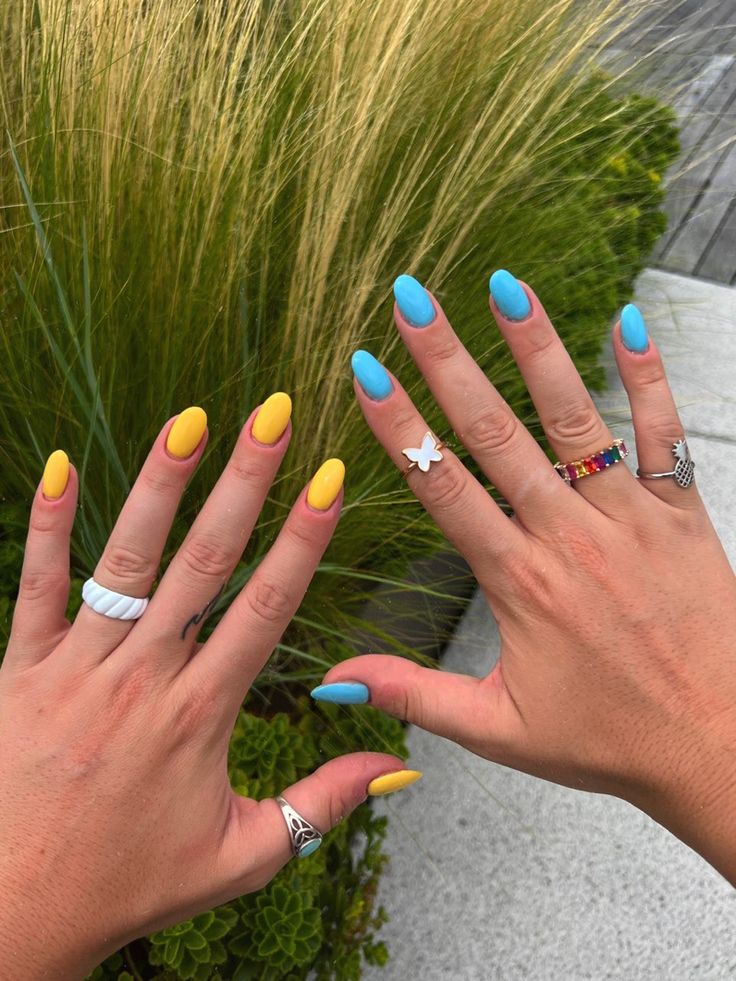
top-left (181, 584), bottom-right (225, 640)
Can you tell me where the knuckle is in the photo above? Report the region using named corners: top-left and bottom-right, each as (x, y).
top-left (424, 462), bottom-right (468, 511)
top-left (139, 467), bottom-right (180, 497)
top-left (463, 405), bottom-right (519, 456)
top-left (170, 678), bottom-right (216, 741)
top-left (640, 416), bottom-right (682, 448)
top-left (179, 533), bottom-right (237, 581)
top-left (547, 402), bottom-right (603, 447)
top-left (633, 360), bottom-right (667, 390)
top-left (243, 576), bottom-right (293, 625)
top-left (29, 511), bottom-right (58, 535)
top-left (284, 519), bottom-right (321, 553)
top-left (102, 542), bottom-right (159, 585)
top-left (229, 454), bottom-right (269, 486)
top-left (422, 336), bottom-right (460, 366)
top-left (18, 569), bottom-right (62, 602)
top-left (392, 406), bottom-right (423, 442)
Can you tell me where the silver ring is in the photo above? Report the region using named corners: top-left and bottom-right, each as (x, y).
top-left (276, 796), bottom-right (323, 859)
top-left (636, 438), bottom-right (695, 489)
top-left (82, 577), bottom-right (149, 620)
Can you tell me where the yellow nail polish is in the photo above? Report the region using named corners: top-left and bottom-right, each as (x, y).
top-left (166, 406), bottom-right (207, 459)
top-left (252, 392), bottom-right (292, 446)
top-left (306, 458), bottom-right (345, 510)
top-left (42, 450), bottom-right (69, 500)
top-left (367, 769), bottom-right (423, 797)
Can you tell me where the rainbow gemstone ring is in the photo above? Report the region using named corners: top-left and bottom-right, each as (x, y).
top-left (554, 438), bottom-right (629, 483)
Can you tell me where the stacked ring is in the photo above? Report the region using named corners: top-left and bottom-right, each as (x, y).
top-left (554, 438), bottom-right (629, 483)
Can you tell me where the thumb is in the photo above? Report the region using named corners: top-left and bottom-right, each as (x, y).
top-left (312, 654), bottom-right (518, 752)
top-left (220, 752), bottom-right (416, 892)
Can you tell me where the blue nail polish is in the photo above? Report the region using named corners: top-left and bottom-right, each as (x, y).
top-left (311, 682), bottom-right (370, 704)
top-left (620, 303), bottom-right (649, 353)
top-left (351, 351), bottom-right (393, 401)
top-left (489, 269), bottom-right (531, 321)
top-left (393, 274), bottom-right (436, 327)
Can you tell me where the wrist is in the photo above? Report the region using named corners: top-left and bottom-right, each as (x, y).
top-left (632, 716), bottom-right (736, 885)
top-left (0, 867), bottom-right (113, 980)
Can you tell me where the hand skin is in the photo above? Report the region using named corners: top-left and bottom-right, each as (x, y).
top-left (0, 406), bottom-right (403, 979)
top-left (324, 278), bottom-right (736, 885)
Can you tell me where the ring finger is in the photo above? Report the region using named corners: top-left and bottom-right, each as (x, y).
top-left (488, 270), bottom-right (638, 516)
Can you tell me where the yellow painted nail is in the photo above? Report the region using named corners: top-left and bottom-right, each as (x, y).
top-left (306, 458), bottom-right (345, 510)
top-left (166, 406), bottom-right (207, 459)
top-left (42, 449), bottom-right (69, 500)
top-left (252, 392), bottom-right (292, 446)
top-left (367, 769), bottom-right (423, 797)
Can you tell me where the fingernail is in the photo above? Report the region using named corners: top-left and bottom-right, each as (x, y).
top-left (307, 458), bottom-right (345, 510)
top-left (42, 450), bottom-right (69, 500)
top-left (620, 303), bottom-right (649, 353)
top-left (166, 406), bottom-right (207, 459)
top-left (393, 274), bottom-right (436, 327)
top-left (367, 769), bottom-right (423, 796)
top-left (351, 350), bottom-right (393, 401)
top-left (489, 269), bottom-right (531, 321)
top-left (311, 682), bottom-right (370, 704)
top-left (252, 392), bottom-right (292, 445)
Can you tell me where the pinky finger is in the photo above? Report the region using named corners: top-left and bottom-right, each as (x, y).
top-left (220, 752), bottom-right (411, 893)
top-left (7, 451), bottom-right (77, 668)
top-left (614, 306), bottom-right (700, 510)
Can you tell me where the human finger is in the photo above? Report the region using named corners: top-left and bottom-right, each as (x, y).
top-left (391, 274), bottom-right (573, 525)
top-left (219, 752), bottom-right (410, 892)
top-left (68, 407), bottom-right (209, 661)
top-left (6, 452), bottom-right (77, 668)
top-left (489, 270), bottom-right (637, 516)
top-left (351, 353), bottom-right (531, 587)
top-left (128, 395), bottom-right (293, 672)
top-left (613, 306), bottom-right (700, 510)
top-left (182, 460), bottom-right (344, 708)
top-left (310, 653), bottom-right (520, 755)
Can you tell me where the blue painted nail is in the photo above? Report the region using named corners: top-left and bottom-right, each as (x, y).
top-left (393, 274), bottom-right (436, 327)
top-left (489, 269), bottom-right (531, 322)
top-left (311, 682), bottom-right (370, 705)
top-left (620, 303), bottom-right (649, 353)
top-left (299, 838), bottom-right (322, 858)
top-left (351, 350), bottom-right (393, 401)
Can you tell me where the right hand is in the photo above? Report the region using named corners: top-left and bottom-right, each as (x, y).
top-left (0, 396), bottom-right (406, 979)
top-left (316, 273), bottom-right (736, 884)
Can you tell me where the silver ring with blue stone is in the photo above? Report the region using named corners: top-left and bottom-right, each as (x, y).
top-left (276, 796), bottom-right (323, 859)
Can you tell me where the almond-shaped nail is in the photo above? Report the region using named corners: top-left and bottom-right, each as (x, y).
top-left (306, 458), bottom-right (345, 510)
top-left (311, 682), bottom-right (369, 704)
top-left (393, 274), bottom-right (436, 327)
top-left (489, 269), bottom-right (531, 321)
top-left (252, 392), bottom-right (292, 445)
top-left (42, 450), bottom-right (69, 500)
top-left (620, 303), bottom-right (649, 353)
top-left (166, 406), bottom-right (207, 459)
top-left (367, 769), bottom-right (423, 796)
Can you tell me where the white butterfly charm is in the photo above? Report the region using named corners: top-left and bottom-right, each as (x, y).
top-left (402, 432), bottom-right (444, 472)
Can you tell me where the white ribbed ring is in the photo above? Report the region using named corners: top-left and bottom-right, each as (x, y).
top-left (82, 577), bottom-right (149, 621)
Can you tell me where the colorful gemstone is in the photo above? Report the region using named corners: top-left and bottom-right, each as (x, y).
top-left (575, 462), bottom-right (587, 478)
top-left (566, 463), bottom-right (578, 480)
top-left (585, 458), bottom-right (597, 473)
top-left (603, 450), bottom-right (614, 465)
top-left (618, 440), bottom-right (628, 457)
top-left (594, 453), bottom-right (607, 469)
top-left (610, 445), bottom-right (621, 462)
